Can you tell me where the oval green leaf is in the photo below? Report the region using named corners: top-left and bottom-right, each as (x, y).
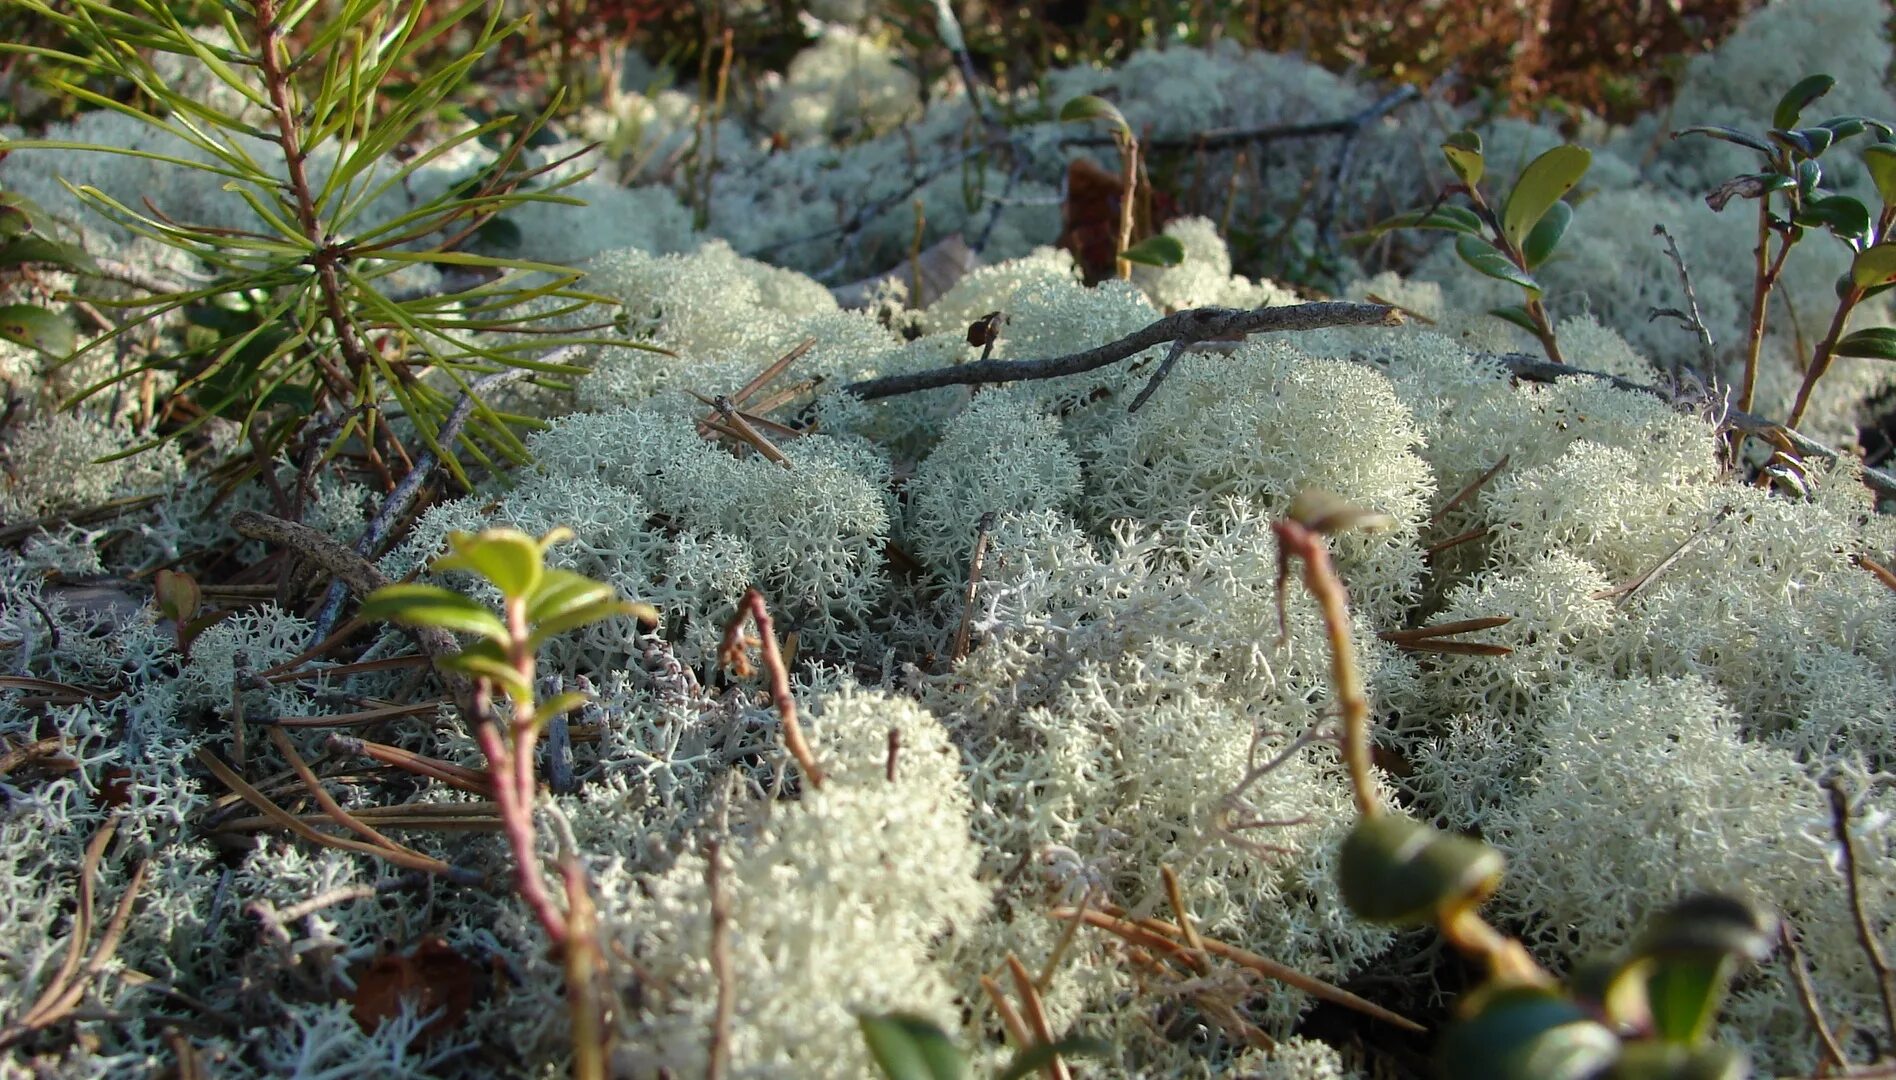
top-left (526, 569), bottom-right (614, 627)
top-left (1488, 305), bottom-right (1542, 334)
top-left (1634, 894), bottom-right (1778, 963)
top-left (1371, 204), bottom-right (1485, 236)
top-left (1436, 987), bottom-right (1619, 1080)
top-left (0, 304), bottom-right (76, 356)
top-left (1338, 814), bottom-right (1505, 926)
top-left (1605, 1041), bottom-right (1747, 1080)
top-left (1503, 145), bottom-right (1591, 250)
top-left (432, 528), bottom-right (543, 599)
top-left (359, 583), bottom-right (509, 642)
top-left (1058, 94), bottom-right (1128, 136)
top-left (1773, 73), bottom-right (1836, 131)
top-left (996, 1036), bottom-right (1114, 1080)
top-left (1120, 234), bottom-right (1186, 267)
top-left (1442, 130), bottom-right (1485, 188)
top-left (1794, 158), bottom-right (1822, 198)
top-left (1851, 243), bottom-right (1896, 288)
top-left (1455, 235), bottom-right (1542, 295)
top-left (1521, 199), bottom-right (1573, 269)
top-left (1864, 143), bottom-right (1896, 206)
top-left (526, 598), bottom-right (655, 648)
top-left (1672, 125), bottom-right (1773, 154)
top-left (1836, 327), bottom-right (1896, 360)
top-left (859, 1013), bottom-right (967, 1080)
top-left (438, 638), bottom-right (531, 700)
top-left (1770, 126), bottom-right (1835, 159)
top-left (1794, 194), bottom-right (1871, 239)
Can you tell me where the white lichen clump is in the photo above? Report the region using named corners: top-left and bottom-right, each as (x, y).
top-left (2, 1), bottom-right (1894, 1076)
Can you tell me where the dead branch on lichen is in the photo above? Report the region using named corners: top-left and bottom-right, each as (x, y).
top-left (843, 301), bottom-right (1400, 400)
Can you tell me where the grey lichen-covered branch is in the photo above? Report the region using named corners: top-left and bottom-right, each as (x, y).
top-left (842, 301), bottom-right (1401, 400)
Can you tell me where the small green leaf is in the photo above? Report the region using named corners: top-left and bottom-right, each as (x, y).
top-left (1863, 143), bottom-right (1896, 206)
top-left (1642, 954), bottom-right (1731, 1044)
top-left (1794, 159), bottom-right (1822, 198)
top-left (526, 569), bottom-right (614, 627)
top-left (1605, 1041), bottom-right (1747, 1080)
top-left (1773, 74), bottom-right (1836, 131)
top-left (532, 691), bottom-right (589, 727)
top-left (1489, 305), bottom-right (1542, 334)
top-left (1436, 987), bottom-right (1619, 1080)
top-left (1794, 194), bottom-right (1871, 239)
top-left (1120, 234), bottom-right (1186, 267)
top-left (431, 528), bottom-right (544, 599)
top-left (0, 235), bottom-right (99, 274)
top-left (1442, 130), bottom-right (1485, 188)
top-left (1371, 204), bottom-right (1485, 236)
top-left (1455, 235), bottom-right (1542, 295)
top-left (1058, 95), bottom-right (1129, 136)
top-left (1817, 115), bottom-right (1870, 141)
top-left (1503, 145), bottom-right (1591, 249)
top-left (153, 569), bottom-right (202, 624)
top-left (1338, 814), bottom-right (1505, 926)
top-left (858, 1013), bottom-right (967, 1080)
top-left (1770, 126), bottom-right (1835, 159)
top-left (1672, 125), bottom-right (1773, 154)
top-left (1851, 243), bottom-right (1896, 288)
top-left (0, 304), bottom-right (76, 356)
top-left (527, 598), bottom-right (655, 647)
top-left (996, 1036), bottom-right (1115, 1080)
top-left (1521, 200), bottom-right (1573, 269)
top-left (438, 639), bottom-right (531, 700)
top-left (359, 583), bottom-right (509, 642)
top-left (1836, 327), bottom-right (1896, 360)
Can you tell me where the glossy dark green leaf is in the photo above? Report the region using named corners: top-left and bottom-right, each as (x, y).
top-left (1455, 235), bottom-right (1542, 295)
top-left (1635, 894), bottom-right (1777, 962)
top-left (859, 1013), bottom-right (967, 1080)
top-left (0, 304), bottom-right (76, 356)
top-left (1521, 200), bottom-right (1573, 268)
top-left (1672, 126), bottom-right (1773, 154)
top-left (1836, 327), bottom-right (1896, 360)
top-left (432, 528), bottom-right (544, 599)
top-left (1774, 75), bottom-right (1836, 130)
top-left (1489, 305), bottom-right (1542, 334)
top-left (1770, 126), bottom-right (1835, 158)
top-left (1436, 987), bottom-right (1619, 1080)
top-left (359, 583), bottom-right (509, 642)
top-left (1338, 814), bottom-right (1505, 926)
top-left (1864, 143), bottom-right (1896, 206)
top-left (1372, 204), bottom-right (1485, 236)
top-left (1442, 130), bottom-right (1485, 188)
top-left (1503, 145), bottom-right (1591, 249)
top-left (1605, 1042), bottom-right (1747, 1080)
top-left (1794, 159), bottom-right (1821, 198)
top-left (1794, 194), bottom-right (1870, 239)
top-left (1121, 234), bottom-right (1186, 267)
top-left (1817, 115), bottom-right (1869, 140)
top-left (996, 1036), bottom-right (1114, 1080)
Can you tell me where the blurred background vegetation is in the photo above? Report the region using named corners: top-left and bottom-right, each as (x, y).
top-left (1, 0), bottom-right (1791, 133)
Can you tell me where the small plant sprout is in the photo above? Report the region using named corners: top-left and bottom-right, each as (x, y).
top-left (360, 526), bottom-right (655, 1080)
top-left (1058, 95), bottom-right (1184, 280)
top-left (858, 1008), bottom-right (1110, 1080)
top-left (1678, 74), bottom-right (1896, 427)
top-left (1373, 130), bottom-right (1591, 363)
top-left (1274, 490), bottom-right (1776, 1079)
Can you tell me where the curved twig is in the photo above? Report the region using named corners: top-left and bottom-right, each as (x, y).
top-left (843, 301), bottom-right (1399, 400)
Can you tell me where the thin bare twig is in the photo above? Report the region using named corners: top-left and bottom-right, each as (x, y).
top-left (1066, 85), bottom-right (1418, 152)
top-left (1005, 954), bottom-right (1071, 1080)
top-left (719, 589), bottom-right (824, 788)
top-left (704, 837), bottom-right (734, 1080)
top-left (1649, 224), bottom-right (1718, 381)
top-left (1828, 778), bottom-right (1896, 1045)
top-left (951, 511), bottom-right (997, 665)
top-left (845, 302), bottom-right (1399, 401)
top-left (1780, 921), bottom-right (1853, 1072)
